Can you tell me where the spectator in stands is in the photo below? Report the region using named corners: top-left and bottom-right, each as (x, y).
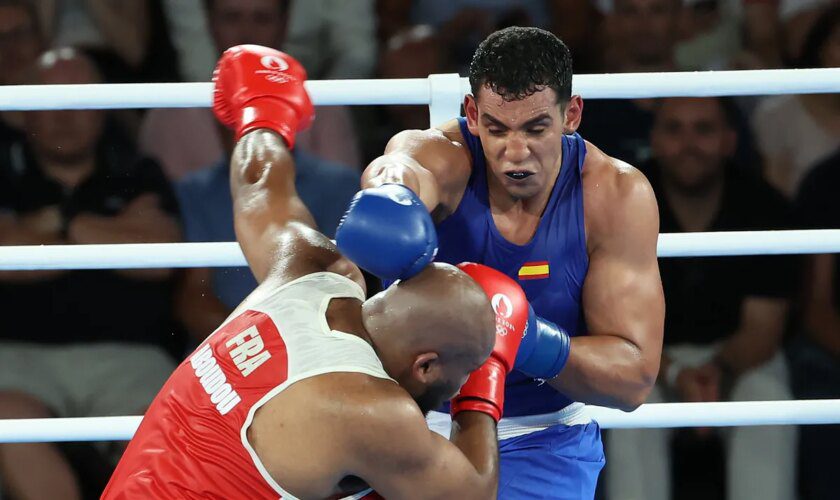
top-left (381, 28), bottom-right (445, 129)
top-left (606, 97), bottom-right (796, 500)
top-left (740, 0), bottom-right (784, 69)
top-left (284, 0), bottom-right (376, 79)
top-left (0, 0), bottom-right (45, 85)
top-left (780, 0), bottom-right (834, 66)
top-left (578, 0), bottom-right (683, 167)
top-left (375, 0), bottom-right (413, 47)
top-left (600, 0), bottom-right (682, 73)
top-left (595, 0), bottom-right (776, 71)
top-left (0, 0), bottom-right (47, 142)
top-left (173, 122), bottom-right (359, 342)
top-left (581, 0), bottom-right (761, 170)
top-left (546, 0), bottom-right (604, 73)
top-left (32, 0), bottom-right (150, 81)
top-left (791, 146), bottom-right (840, 500)
top-left (161, 0), bottom-right (377, 82)
top-left (675, 0), bottom-right (742, 70)
top-left (357, 24), bottom-right (450, 166)
top-left (159, 0), bottom-right (217, 82)
top-left (0, 48), bottom-right (181, 500)
top-left (410, 0), bottom-right (549, 73)
top-left (752, 3), bottom-right (840, 198)
top-left (141, 0), bottom-right (361, 181)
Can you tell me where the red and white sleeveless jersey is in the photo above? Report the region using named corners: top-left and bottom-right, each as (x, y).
top-left (102, 273), bottom-right (393, 500)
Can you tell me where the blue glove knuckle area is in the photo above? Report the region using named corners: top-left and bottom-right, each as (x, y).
top-left (335, 184), bottom-right (437, 282)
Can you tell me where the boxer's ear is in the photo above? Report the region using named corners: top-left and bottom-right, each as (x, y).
top-left (562, 95), bottom-right (583, 134)
top-left (412, 352), bottom-right (441, 383)
top-left (464, 95), bottom-right (480, 137)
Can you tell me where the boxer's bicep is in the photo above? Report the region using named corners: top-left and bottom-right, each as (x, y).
top-left (551, 164), bottom-right (665, 409)
top-left (583, 192), bottom-right (662, 346)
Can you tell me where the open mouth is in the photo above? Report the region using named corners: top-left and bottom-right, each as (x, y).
top-left (505, 171), bottom-right (534, 181)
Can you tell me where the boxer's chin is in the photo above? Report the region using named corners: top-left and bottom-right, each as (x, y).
top-left (412, 380), bottom-right (451, 416)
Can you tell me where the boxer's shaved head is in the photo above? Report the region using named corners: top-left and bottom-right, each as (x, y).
top-left (362, 263), bottom-right (496, 414)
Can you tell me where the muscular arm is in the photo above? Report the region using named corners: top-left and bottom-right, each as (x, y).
top-left (361, 125), bottom-right (471, 217)
top-left (231, 129), bottom-right (364, 289)
top-left (548, 165), bottom-right (664, 411)
top-left (349, 389), bottom-right (498, 499)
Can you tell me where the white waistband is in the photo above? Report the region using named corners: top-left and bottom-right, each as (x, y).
top-left (497, 403), bottom-right (590, 439)
top-left (426, 403), bottom-right (591, 441)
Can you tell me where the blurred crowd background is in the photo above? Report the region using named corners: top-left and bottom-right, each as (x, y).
top-left (0, 1), bottom-right (838, 499)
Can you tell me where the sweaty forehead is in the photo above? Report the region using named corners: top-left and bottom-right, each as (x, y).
top-left (476, 86), bottom-right (561, 124)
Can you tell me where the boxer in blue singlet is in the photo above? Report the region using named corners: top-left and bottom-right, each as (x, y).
top-left (336, 27), bottom-right (665, 499)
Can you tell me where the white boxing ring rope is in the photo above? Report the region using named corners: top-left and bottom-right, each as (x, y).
top-left (1, 68), bottom-right (839, 125)
top-left (2, 400), bottom-right (839, 443)
top-left (2, 68), bottom-right (840, 109)
top-left (0, 230), bottom-right (839, 270)
top-left (0, 68), bottom-right (839, 442)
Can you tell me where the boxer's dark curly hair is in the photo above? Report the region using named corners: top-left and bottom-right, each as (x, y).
top-left (469, 27), bottom-right (573, 104)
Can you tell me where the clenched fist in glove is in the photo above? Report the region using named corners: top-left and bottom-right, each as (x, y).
top-left (212, 44), bottom-right (314, 148)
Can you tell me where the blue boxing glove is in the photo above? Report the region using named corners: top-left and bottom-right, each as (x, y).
top-left (335, 184), bottom-right (437, 282)
top-left (514, 304), bottom-right (571, 379)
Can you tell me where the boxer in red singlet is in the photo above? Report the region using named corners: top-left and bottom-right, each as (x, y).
top-left (102, 45), bottom-right (530, 499)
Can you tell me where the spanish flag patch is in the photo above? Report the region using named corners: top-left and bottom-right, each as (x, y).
top-left (518, 261), bottom-right (550, 280)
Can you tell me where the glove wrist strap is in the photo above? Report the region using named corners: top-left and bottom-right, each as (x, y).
top-left (237, 98), bottom-right (299, 147)
top-left (450, 358), bottom-right (506, 422)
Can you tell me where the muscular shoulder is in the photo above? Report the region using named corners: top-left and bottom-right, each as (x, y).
top-left (582, 142), bottom-right (659, 251)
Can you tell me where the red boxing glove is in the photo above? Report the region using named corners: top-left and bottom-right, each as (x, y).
top-left (450, 263), bottom-right (528, 422)
top-left (212, 44), bottom-right (314, 147)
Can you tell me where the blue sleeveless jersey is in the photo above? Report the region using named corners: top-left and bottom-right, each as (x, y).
top-left (436, 118), bottom-right (589, 417)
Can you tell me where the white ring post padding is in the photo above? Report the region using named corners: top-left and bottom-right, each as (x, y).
top-left (0, 68), bottom-right (837, 110)
top-left (1, 230), bottom-right (839, 270)
top-left (428, 73), bottom-right (464, 127)
top-left (1, 400), bottom-right (838, 443)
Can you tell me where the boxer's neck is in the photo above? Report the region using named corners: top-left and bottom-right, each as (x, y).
top-left (325, 297), bottom-right (372, 344)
